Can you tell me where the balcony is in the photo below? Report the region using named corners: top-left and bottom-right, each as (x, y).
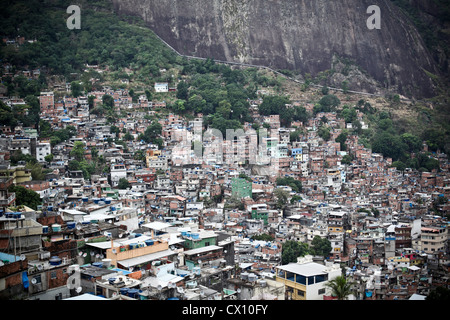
top-left (0, 193), bottom-right (16, 206)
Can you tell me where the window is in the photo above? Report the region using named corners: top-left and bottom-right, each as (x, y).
top-left (297, 289), bottom-right (305, 297)
top-left (33, 275), bottom-right (42, 284)
top-left (318, 288), bottom-right (326, 295)
top-left (51, 271), bottom-right (57, 279)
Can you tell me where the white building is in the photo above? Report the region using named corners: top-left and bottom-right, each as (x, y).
top-left (154, 82), bottom-right (169, 93)
top-left (110, 163), bottom-right (127, 187)
top-left (36, 142), bottom-right (51, 162)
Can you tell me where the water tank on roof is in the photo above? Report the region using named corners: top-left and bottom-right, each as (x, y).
top-left (49, 256), bottom-right (62, 266)
top-left (248, 273), bottom-right (257, 282)
top-left (127, 289), bottom-right (139, 298)
top-left (67, 222), bottom-right (76, 229)
top-left (191, 233), bottom-right (200, 240)
top-left (102, 259), bottom-right (111, 268)
top-left (193, 267), bottom-right (201, 275)
top-left (52, 224), bottom-right (61, 232)
top-left (82, 197), bottom-right (89, 202)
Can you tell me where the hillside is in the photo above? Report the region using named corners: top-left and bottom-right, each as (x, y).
top-left (0, 0), bottom-right (449, 160)
top-left (111, 0), bottom-right (445, 100)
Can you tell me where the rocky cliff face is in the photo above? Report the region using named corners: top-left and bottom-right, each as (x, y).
top-left (111, 0), bottom-right (440, 98)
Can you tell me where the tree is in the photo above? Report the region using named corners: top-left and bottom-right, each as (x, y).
top-left (325, 276), bottom-right (354, 300)
top-left (319, 94), bottom-right (340, 110)
top-left (318, 126), bottom-right (331, 141)
top-left (426, 286), bottom-right (450, 300)
top-left (371, 132), bottom-right (406, 161)
top-left (258, 95), bottom-right (291, 116)
top-left (102, 94), bottom-right (114, 109)
top-left (335, 131), bottom-right (348, 151)
top-left (276, 176), bottom-right (302, 193)
top-left (310, 236), bottom-right (332, 258)
top-left (392, 160), bottom-right (406, 171)
top-left (117, 178), bottom-right (131, 189)
top-left (274, 188), bottom-right (290, 210)
top-left (176, 80), bottom-right (189, 100)
top-left (71, 81), bottom-right (83, 98)
top-left (139, 121), bottom-right (162, 143)
top-left (341, 154), bottom-right (353, 165)
top-left (401, 133), bottom-right (422, 153)
top-left (26, 162), bottom-right (45, 180)
top-left (8, 185), bottom-right (42, 210)
top-left (70, 141), bottom-right (85, 162)
top-left (44, 153), bottom-right (54, 163)
top-left (281, 240), bottom-right (309, 264)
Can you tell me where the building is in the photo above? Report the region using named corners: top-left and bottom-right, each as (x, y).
top-left (0, 178), bottom-right (16, 212)
top-left (420, 226), bottom-right (447, 254)
top-left (36, 142), bottom-right (51, 163)
top-left (231, 178), bottom-right (252, 199)
top-left (154, 83), bottom-right (169, 93)
top-left (275, 255), bottom-right (341, 300)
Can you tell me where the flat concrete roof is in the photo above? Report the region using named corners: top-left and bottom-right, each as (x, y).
top-left (276, 262), bottom-right (327, 277)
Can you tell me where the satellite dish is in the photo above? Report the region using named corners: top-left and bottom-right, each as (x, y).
top-left (177, 287), bottom-right (184, 294)
top-left (78, 252), bottom-right (83, 256)
top-left (76, 287), bottom-right (82, 293)
top-left (37, 264), bottom-right (43, 270)
top-left (95, 254), bottom-right (100, 259)
top-left (83, 253), bottom-right (87, 257)
top-left (20, 254), bottom-right (26, 261)
top-left (31, 278), bottom-right (37, 285)
top-left (157, 285), bottom-right (162, 291)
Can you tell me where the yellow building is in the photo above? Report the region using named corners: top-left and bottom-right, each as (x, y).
top-left (276, 255), bottom-right (341, 300)
top-left (106, 236), bottom-right (177, 271)
top-left (0, 166), bottom-right (32, 184)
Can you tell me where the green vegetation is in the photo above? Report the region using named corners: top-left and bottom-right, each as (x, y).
top-left (324, 275), bottom-right (355, 300)
top-left (310, 235), bottom-right (332, 258)
top-left (276, 176), bottom-right (302, 193)
top-left (281, 236), bottom-right (332, 264)
top-left (8, 185), bottom-right (42, 210)
top-left (281, 240), bottom-right (309, 264)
